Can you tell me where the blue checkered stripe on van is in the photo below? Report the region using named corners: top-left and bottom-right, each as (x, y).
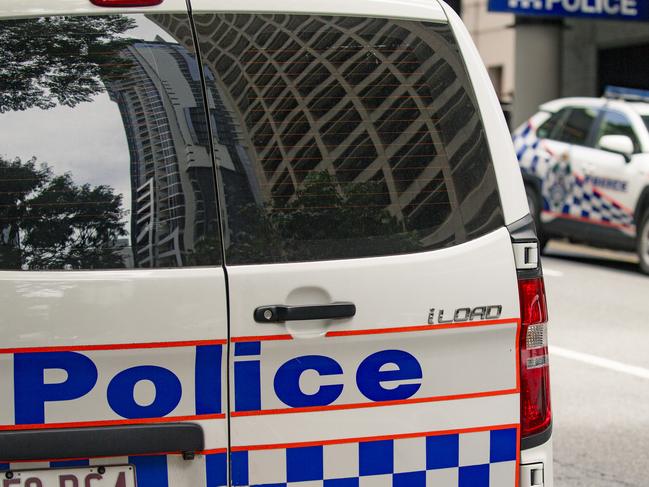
top-left (0, 428), bottom-right (516, 486)
top-left (231, 428), bottom-right (517, 487)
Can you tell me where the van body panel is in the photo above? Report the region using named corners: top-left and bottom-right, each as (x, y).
top-left (225, 230), bottom-right (521, 485)
top-left (0, 268), bottom-right (227, 348)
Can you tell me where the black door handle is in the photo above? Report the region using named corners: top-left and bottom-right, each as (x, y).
top-left (254, 302), bottom-right (356, 323)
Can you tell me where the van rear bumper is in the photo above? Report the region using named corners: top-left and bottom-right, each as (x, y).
top-left (521, 435), bottom-right (553, 487)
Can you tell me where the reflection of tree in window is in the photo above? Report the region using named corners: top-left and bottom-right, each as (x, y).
top-left (0, 17), bottom-right (137, 270)
top-left (0, 15), bottom-right (223, 269)
top-left (0, 16), bottom-right (136, 112)
top-left (222, 171), bottom-right (420, 264)
top-left (0, 157), bottom-right (127, 270)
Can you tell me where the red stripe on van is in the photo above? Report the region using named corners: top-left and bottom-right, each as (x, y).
top-left (325, 318), bottom-right (519, 337)
top-left (230, 334), bottom-right (293, 343)
top-left (231, 317), bottom-right (519, 342)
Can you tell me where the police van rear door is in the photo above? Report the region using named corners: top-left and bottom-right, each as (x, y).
top-left (188, 3), bottom-right (522, 486)
top-left (0, 2), bottom-right (228, 485)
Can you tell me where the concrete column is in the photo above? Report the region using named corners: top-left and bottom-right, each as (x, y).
top-left (512, 19), bottom-right (563, 128)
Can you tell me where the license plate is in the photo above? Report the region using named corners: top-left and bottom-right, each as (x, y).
top-left (5, 465), bottom-right (135, 487)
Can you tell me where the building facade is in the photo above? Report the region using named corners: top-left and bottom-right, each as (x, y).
top-left (458, 0), bottom-right (515, 120)
top-left (453, 1), bottom-right (649, 128)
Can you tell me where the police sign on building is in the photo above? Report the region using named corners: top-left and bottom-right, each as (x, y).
top-left (488, 0), bottom-right (649, 21)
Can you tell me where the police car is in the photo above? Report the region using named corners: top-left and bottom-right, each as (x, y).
top-left (514, 87), bottom-right (649, 273)
top-left (0, 0), bottom-right (551, 486)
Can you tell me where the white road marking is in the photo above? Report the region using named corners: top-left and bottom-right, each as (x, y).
top-left (551, 346), bottom-right (649, 380)
top-left (543, 268), bottom-right (563, 277)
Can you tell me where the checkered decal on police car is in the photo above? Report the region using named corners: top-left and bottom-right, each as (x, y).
top-left (513, 123), bottom-right (552, 177)
top-left (231, 428), bottom-right (517, 487)
top-left (513, 122), bottom-right (635, 232)
top-left (560, 176), bottom-right (635, 228)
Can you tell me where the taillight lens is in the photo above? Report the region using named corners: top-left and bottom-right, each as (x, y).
top-left (519, 277), bottom-right (551, 438)
top-left (90, 0), bottom-right (163, 6)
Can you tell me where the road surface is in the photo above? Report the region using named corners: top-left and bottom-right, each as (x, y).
top-left (542, 241), bottom-right (649, 487)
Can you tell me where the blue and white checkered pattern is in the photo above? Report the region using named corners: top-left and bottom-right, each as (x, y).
top-left (560, 176), bottom-right (635, 228)
top-left (231, 428), bottom-right (517, 487)
top-left (0, 428), bottom-right (517, 486)
top-left (513, 122), bottom-right (635, 231)
top-left (513, 122), bottom-right (553, 178)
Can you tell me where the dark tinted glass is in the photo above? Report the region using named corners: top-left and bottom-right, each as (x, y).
top-left (598, 111), bottom-right (639, 152)
top-left (447, 0), bottom-right (462, 15)
top-left (0, 15), bottom-right (221, 270)
top-left (536, 109), bottom-right (566, 140)
top-left (555, 107), bottom-right (598, 146)
top-left (155, 14), bottom-right (503, 264)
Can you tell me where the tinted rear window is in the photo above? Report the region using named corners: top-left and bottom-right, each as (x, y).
top-left (155, 14), bottom-right (504, 265)
top-left (0, 14), bottom-right (222, 270)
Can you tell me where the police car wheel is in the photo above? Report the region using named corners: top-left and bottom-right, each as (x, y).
top-left (526, 187), bottom-right (548, 252)
top-left (638, 212), bottom-right (649, 275)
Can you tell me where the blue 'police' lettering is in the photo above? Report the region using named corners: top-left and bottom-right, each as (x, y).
top-left (11, 344), bottom-right (426, 422)
top-left (195, 345), bottom-right (223, 415)
top-left (234, 358), bottom-right (261, 411)
top-left (107, 366), bottom-right (182, 419)
top-left (14, 352), bottom-right (98, 424)
top-left (234, 342), bottom-right (262, 411)
top-left (274, 355), bottom-right (343, 408)
top-left (356, 350), bottom-right (422, 401)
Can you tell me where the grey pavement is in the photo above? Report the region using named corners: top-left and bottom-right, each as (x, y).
top-left (542, 241), bottom-right (649, 487)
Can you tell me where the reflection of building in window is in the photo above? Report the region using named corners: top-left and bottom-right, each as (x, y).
top-left (105, 40), bottom-right (217, 267)
top-left (152, 14), bottom-right (502, 250)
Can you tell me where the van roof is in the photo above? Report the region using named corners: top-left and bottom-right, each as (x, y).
top-left (1, 0), bottom-right (448, 21)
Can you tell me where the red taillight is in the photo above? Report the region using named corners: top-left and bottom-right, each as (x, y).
top-left (519, 277), bottom-right (551, 438)
top-left (90, 0), bottom-right (163, 6)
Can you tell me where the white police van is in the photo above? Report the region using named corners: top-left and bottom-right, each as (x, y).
top-left (514, 87), bottom-right (649, 274)
top-left (0, 0), bottom-right (552, 486)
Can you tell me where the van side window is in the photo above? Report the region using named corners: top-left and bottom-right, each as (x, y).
top-left (554, 107), bottom-right (598, 146)
top-left (0, 15), bottom-right (222, 270)
top-left (597, 111), bottom-right (640, 153)
top-left (176, 14), bottom-right (504, 264)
